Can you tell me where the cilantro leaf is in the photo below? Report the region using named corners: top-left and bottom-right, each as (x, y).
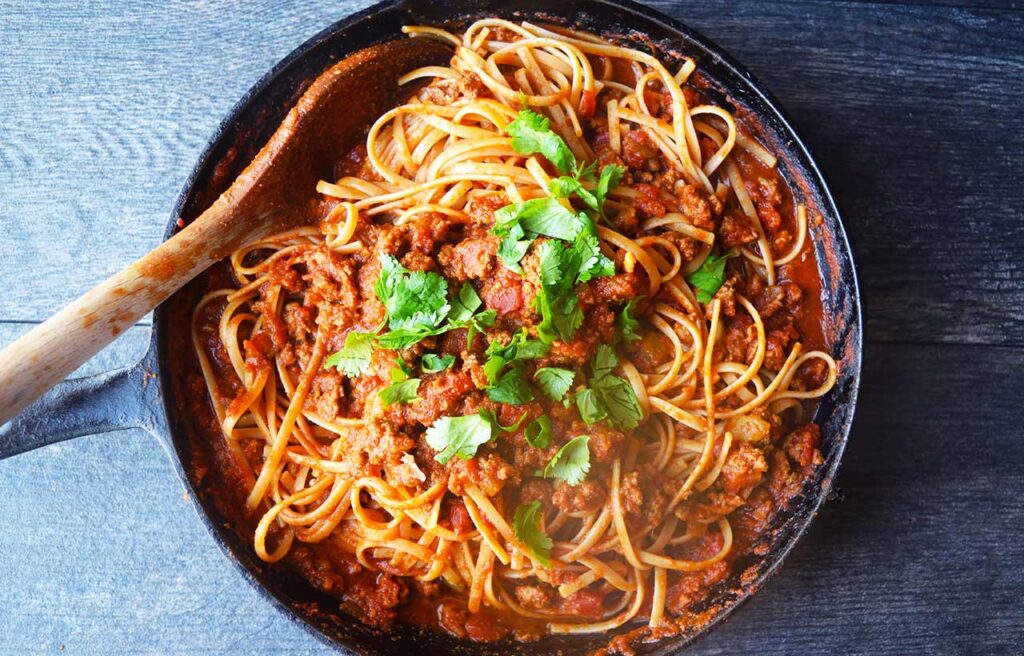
top-left (478, 408), bottom-right (529, 432)
top-left (379, 379), bottom-right (420, 406)
top-left (425, 414), bottom-right (494, 465)
top-left (449, 283), bottom-right (482, 322)
top-left (592, 344), bottom-right (618, 378)
top-left (541, 436), bottom-right (591, 486)
top-left (686, 251), bottom-right (736, 304)
top-left (375, 254), bottom-right (451, 331)
top-left (493, 197), bottom-right (587, 243)
top-left (488, 364), bottom-right (535, 405)
top-left (379, 357), bottom-right (421, 407)
top-left (535, 240), bottom-right (584, 342)
top-left (324, 331), bottom-right (374, 377)
top-left (594, 164), bottom-right (624, 215)
top-left (394, 356), bottom-right (414, 379)
top-left (497, 223), bottom-right (533, 273)
top-left (575, 160), bottom-right (598, 183)
top-left (376, 281), bottom-right (494, 350)
top-left (570, 230), bottom-right (615, 284)
top-left (548, 175), bottom-right (600, 214)
top-left (617, 297), bottom-right (643, 343)
top-left (421, 353), bottom-right (455, 373)
top-left (577, 346), bottom-right (643, 430)
top-left (532, 221), bottom-right (613, 343)
top-left (505, 109), bottom-right (575, 174)
top-left (575, 388), bottom-right (607, 425)
top-left (376, 325), bottom-right (441, 350)
top-left (548, 163), bottom-right (623, 219)
top-left (535, 367), bottom-right (575, 402)
top-left (525, 415), bottom-right (552, 448)
top-left (484, 330), bottom-right (550, 384)
top-left (511, 501), bottom-right (553, 566)
top-left (591, 374), bottom-right (642, 430)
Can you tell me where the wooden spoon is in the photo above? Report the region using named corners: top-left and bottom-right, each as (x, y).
top-left (0, 37), bottom-right (451, 426)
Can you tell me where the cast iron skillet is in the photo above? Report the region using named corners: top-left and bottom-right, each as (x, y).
top-left (0, 0), bottom-right (862, 653)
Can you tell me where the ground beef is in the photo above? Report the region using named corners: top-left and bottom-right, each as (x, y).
top-left (720, 212), bottom-right (759, 249)
top-left (718, 443), bottom-right (768, 496)
top-left (418, 67), bottom-right (487, 106)
top-left (542, 305), bottom-right (615, 366)
top-left (553, 479), bottom-right (607, 514)
top-left (515, 584), bottom-right (553, 610)
top-left (591, 130), bottom-right (625, 168)
top-left (305, 369), bottom-right (346, 421)
top-left (724, 314), bottom-right (758, 365)
top-left (784, 423), bottom-right (823, 468)
top-left (674, 183), bottom-right (716, 230)
top-left (579, 272), bottom-right (641, 306)
top-left (764, 320), bottom-right (800, 371)
top-left (558, 587), bottom-right (605, 620)
top-left (633, 182), bottom-right (667, 218)
top-left (665, 561), bottom-right (729, 615)
top-left (479, 269), bottom-right (526, 316)
top-left (390, 369), bottom-right (476, 427)
top-left (464, 192), bottom-right (509, 225)
top-left (622, 129), bottom-right (659, 170)
top-left (438, 234), bottom-right (500, 281)
top-left (731, 486), bottom-right (776, 544)
top-left (586, 423), bottom-right (627, 464)
top-left (518, 479), bottom-right (552, 507)
top-left (755, 282), bottom-right (802, 319)
top-left (442, 451), bottom-right (516, 497)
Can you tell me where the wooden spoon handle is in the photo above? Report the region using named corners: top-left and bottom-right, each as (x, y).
top-left (0, 201), bottom-right (239, 426)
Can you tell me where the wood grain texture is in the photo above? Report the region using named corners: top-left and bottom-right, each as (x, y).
top-left (2, 0), bottom-right (1022, 343)
top-left (1, 0), bottom-right (1022, 654)
top-left (1, 329), bottom-right (1020, 655)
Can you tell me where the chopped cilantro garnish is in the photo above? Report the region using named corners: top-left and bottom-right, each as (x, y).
top-left (424, 414), bottom-right (494, 465)
top-left (594, 164), bottom-right (625, 215)
top-left (447, 283), bottom-right (496, 346)
top-left (548, 163), bottom-right (624, 218)
top-left (479, 408), bottom-right (529, 432)
top-left (493, 197), bottom-right (588, 243)
top-left (535, 367), bottom-right (575, 402)
top-left (534, 231), bottom-right (613, 343)
top-left (379, 357), bottom-right (420, 407)
top-left (525, 415), bottom-right (552, 448)
top-left (617, 297), bottom-right (643, 343)
top-left (484, 330), bottom-right (550, 385)
top-left (574, 388), bottom-right (606, 425)
top-left (505, 108), bottom-right (575, 175)
top-left (449, 283), bottom-right (482, 322)
top-left (575, 345), bottom-right (643, 430)
top-left (488, 364), bottom-right (535, 405)
top-left (686, 251), bottom-right (736, 304)
top-left (548, 175), bottom-right (598, 211)
top-left (421, 353), bottom-right (455, 373)
top-left (511, 501), bottom-right (553, 566)
top-left (496, 223), bottom-right (534, 273)
top-left (492, 196), bottom-right (589, 272)
top-left (541, 435), bottom-right (591, 486)
top-left (323, 331), bottom-right (374, 377)
top-left (375, 254), bottom-right (450, 331)
top-left (372, 279), bottom-right (494, 350)
top-left (379, 379), bottom-right (420, 407)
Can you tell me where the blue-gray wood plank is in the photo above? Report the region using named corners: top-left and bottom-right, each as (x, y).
top-left (1, 0), bottom-right (1022, 654)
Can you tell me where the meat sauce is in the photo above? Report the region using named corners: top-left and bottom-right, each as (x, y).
top-left (167, 43), bottom-right (833, 652)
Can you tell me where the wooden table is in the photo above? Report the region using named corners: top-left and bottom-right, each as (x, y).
top-left (1, 0), bottom-right (1021, 653)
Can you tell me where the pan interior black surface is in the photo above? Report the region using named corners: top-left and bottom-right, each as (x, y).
top-left (154, 1), bottom-right (861, 654)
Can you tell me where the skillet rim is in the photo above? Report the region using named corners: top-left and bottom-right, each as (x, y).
top-left (152, 0), bottom-right (863, 653)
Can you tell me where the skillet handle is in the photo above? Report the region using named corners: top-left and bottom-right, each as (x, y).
top-left (0, 361), bottom-right (158, 460)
